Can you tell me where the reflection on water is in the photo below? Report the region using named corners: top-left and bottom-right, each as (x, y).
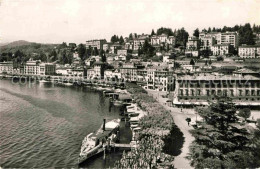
top-left (0, 80), bottom-right (130, 168)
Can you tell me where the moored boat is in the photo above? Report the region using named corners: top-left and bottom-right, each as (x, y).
top-left (78, 119), bottom-right (120, 164)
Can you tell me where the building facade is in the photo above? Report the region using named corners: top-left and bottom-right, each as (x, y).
top-left (0, 61), bottom-right (13, 74)
top-left (39, 63), bottom-right (56, 76)
top-left (174, 74), bottom-right (260, 106)
top-left (238, 45), bottom-right (260, 58)
top-left (86, 39), bottom-right (107, 50)
top-left (211, 44), bottom-right (233, 56)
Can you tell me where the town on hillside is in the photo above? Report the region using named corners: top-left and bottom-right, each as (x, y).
top-left (1, 24), bottom-right (260, 108)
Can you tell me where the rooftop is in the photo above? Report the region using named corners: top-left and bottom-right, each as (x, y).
top-left (178, 74), bottom-right (260, 81)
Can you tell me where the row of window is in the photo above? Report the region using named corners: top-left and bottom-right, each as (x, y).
top-left (179, 83), bottom-right (260, 88)
top-left (179, 89), bottom-right (260, 96)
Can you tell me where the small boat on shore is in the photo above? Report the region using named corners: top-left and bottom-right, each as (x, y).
top-left (78, 119), bottom-right (120, 164)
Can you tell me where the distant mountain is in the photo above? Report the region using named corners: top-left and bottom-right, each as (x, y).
top-left (0, 40), bottom-right (33, 48)
top-left (0, 42), bottom-right (10, 47)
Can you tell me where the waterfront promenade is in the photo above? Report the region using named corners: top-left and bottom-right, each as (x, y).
top-left (147, 90), bottom-right (197, 169)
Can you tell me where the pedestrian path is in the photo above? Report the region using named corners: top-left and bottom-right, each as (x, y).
top-left (147, 90), bottom-right (195, 169)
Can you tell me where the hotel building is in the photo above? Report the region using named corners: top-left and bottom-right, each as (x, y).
top-left (0, 61), bottom-right (13, 74)
top-left (174, 74), bottom-right (260, 106)
top-left (238, 45), bottom-right (260, 58)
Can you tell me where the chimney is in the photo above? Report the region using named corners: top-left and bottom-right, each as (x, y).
top-left (103, 119), bottom-right (106, 131)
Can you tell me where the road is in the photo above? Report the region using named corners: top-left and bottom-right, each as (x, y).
top-left (147, 90), bottom-right (201, 169)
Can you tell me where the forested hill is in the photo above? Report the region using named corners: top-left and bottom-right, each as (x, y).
top-left (0, 41), bottom-right (70, 63)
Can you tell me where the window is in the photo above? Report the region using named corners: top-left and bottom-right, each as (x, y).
top-left (246, 90), bottom-right (250, 96)
top-left (197, 89), bottom-right (201, 96)
top-left (230, 90), bottom-right (234, 96)
top-left (239, 90), bottom-right (243, 96)
top-left (191, 90), bottom-right (195, 96)
top-left (186, 89), bottom-right (189, 96)
top-left (223, 90), bottom-right (227, 96)
top-left (206, 90), bottom-right (210, 96)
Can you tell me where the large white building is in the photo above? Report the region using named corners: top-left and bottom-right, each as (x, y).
top-left (238, 45), bottom-right (260, 58)
top-left (211, 44), bottom-right (233, 56)
top-left (150, 34), bottom-right (176, 47)
top-left (24, 59), bottom-right (41, 75)
top-left (0, 61), bottom-right (13, 74)
top-left (199, 31), bottom-right (239, 48)
top-left (86, 39), bottom-right (107, 50)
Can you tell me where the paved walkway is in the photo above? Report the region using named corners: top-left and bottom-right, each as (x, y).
top-left (147, 90), bottom-right (199, 169)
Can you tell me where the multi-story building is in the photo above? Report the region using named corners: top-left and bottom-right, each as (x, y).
top-left (86, 39), bottom-right (107, 50)
top-left (199, 31), bottom-right (238, 48)
top-left (103, 43), bottom-right (112, 52)
top-left (39, 63), bottom-right (56, 76)
top-left (238, 45), bottom-right (260, 58)
top-left (174, 74), bottom-right (260, 106)
top-left (145, 67), bottom-right (174, 92)
top-left (111, 43), bottom-right (122, 54)
top-left (24, 59), bottom-right (41, 75)
top-left (125, 40), bottom-right (134, 50)
top-left (93, 62), bottom-right (105, 79)
top-left (120, 67), bottom-right (138, 82)
top-left (221, 32), bottom-right (239, 48)
top-left (133, 38), bottom-right (146, 51)
top-left (0, 61), bottom-right (13, 74)
top-left (200, 36), bottom-right (216, 50)
top-left (186, 36), bottom-right (200, 50)
top-left (211, 44), bottom-right (233, 56)
top-left (104, 69), bottom-right (121, 81)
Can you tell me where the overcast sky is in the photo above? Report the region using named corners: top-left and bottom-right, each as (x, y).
top-left (0, 0), bottom-right (259, 44)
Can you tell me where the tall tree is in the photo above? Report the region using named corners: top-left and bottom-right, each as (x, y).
top-left (151, 29), bottom-right (156, 36)
top-left (176, 28), bottom-right (189, 47)
top-left (119, 36), bottom-right (124, 44)
top-left (77, 44), bottom-right (86, 61)
top-left (189, 97), bottom-right (255, 168)
top-left (193, 28), bottom-right (200, 37)
top-left (99, 49), bottom-right (106, 62)
top-left (129, 33), bottom-right (133, 40)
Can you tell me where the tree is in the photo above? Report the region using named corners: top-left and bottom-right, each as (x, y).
top-left (190, 59), bottom-right (195, 65)
top-left (119, 36), bottom-right (124, 44)
top-left (238, 23), bottom-right (255, 45)
top-left (129, 33), bottom-right (133, 40)
top-left (151, 29), bottom-right (156, 36)
top-left (193, 28), bottom-right (200, 37)
top-left (188, 97), bottom-right (255, 168)
top-left (111, 35), bottom-right (119, 43)
top-left (175, 28), bottom-right (189, 47)
top-left (252, 118), bottom-right (260, 167)
top-left (77, 43), bottom-right (86, 61)
top-left (140, 40), bottom-right (155, 58)
top-left (238, 108), bottom-right (251, 121)
top-left (156, 27), bottom-right (174, 36)
top-left (186, 118), bottom-right (191, 126)
top-left (99, 49), bottom-right (106, 62)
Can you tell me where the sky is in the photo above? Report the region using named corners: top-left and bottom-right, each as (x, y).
top-left (0, 0), bottom-right (259, 44)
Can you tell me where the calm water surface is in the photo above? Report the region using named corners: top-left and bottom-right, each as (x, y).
top-left (0, 79), bottom-right (130, 168)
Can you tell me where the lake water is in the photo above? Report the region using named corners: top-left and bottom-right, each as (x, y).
top-left (0, 79), bottom-right (131, 168)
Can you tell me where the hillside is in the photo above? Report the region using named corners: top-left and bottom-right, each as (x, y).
top-left (0, 40), bottom-right (33, 48)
